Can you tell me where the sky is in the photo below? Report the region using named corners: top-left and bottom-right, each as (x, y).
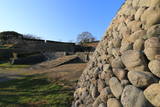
top-left (0, 0), bottom-right (124, 42)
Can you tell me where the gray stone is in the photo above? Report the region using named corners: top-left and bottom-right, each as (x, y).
top-left (128, 71), bottom-right (156, 88)
top-left (112, 48), bottom-right (121, 57)
top-left (144, 37), bottom-right (160, 60)
top-left (121, 79), bottom-right (130, 87)
top-left (91, 86), bottom-right (99, 99)
top-left (146, 24), bottom-right (160, 38)
top-left (121, 85), bottom-right (152, 107)
top-left (120, 39), bottom-right (133, 53)
top-left (99, 87), bottom-right (113, 102)
top-left (150, 0), bottom-right (160, 7)
top-left (98, 103), bottom-right (106, 107)
top-left (109, 77), bottom-right (123, 99)
top-left (129, 30), bottom-right (146, 43)
top-left (141, 7), bottom-right (160, 28)
top-left (144, 37), bottom-right (160, 48)
top-left (148, 60), bottom-right (160, 78)
top-left (101, 70), bottom-right (113, 80)
top-left (138, 0), bottom-right (150, 7)
top-left (107, 47), bottom-right (113, 55)
top-left (121, 50), bottom-right (146, 71)
top-left (144, 48), bottom-right (160, 60)
top-left (81, 90), bottom-right (89, 99)
top-left (107, 98), bottom-right (122, 107)
top-left (74, 88), bottom-right (87, 100)
top-left (155, 54), bottom-right (160, 60)
top-left (113, 69), bottom-right (127, 80)
top-left (75, 100), bottom-right (82, 107)
top-left (133, 39), bottom-right (144, 51)
top-left (144, 84), bottom-right (160, 107)
top-left (132, 0), bottom-right (139, 7)
top-left (135, 7), bottom-right (146, 21)
top-left (113, 37), bottom-right (121, 48)
top-left (111, 57), bottom-right (124, 69)
top-left (103, 64), bottom-right (110, 71)
top-left (93, 97), bottom-right (102, 107)
top-left (98, 79), bottom-right (106, 92)
top-left (127, 20), bottom-right (142, 32)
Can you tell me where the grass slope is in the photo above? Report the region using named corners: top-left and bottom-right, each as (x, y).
top-left (0, 63), bottom-right (30, 71)
top-left (0, 75), bottom-right (73, 107)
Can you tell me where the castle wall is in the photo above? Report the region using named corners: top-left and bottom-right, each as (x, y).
top-left (0, 49), bottom-right (13, 61)
top-left (73, 0), bottom-right (160, 107)
top-left (0, 32), bottom-right (97, 64)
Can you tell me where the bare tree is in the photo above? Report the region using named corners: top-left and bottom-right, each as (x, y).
top-left (77, 32), bottom-right (95, 44)
top-left (68, 40), bottom-right (74, 43)
top-left (23, 34), bottom-right (41, 40)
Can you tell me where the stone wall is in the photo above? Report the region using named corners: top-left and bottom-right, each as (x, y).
top-left (0, 49), bottom-right (13, 61)
top-left (76, 52), bottom-right (94, 62)
top-left (0, 31), bottom-right (98, 64)
top-left (81, 41), bottom-right (99, 48)
top-left (14, 39), bottom-right (75, 53)
top-left (13, 53), bottom-right (47, 65)
top-left (73, 0), bottom-right (160, 107)
top-left (0, 31), bottom-right (76, 53)
top-left (0, 31), bottom-right (23, 45)
top-left (45, 40), bottom-right (75, 52)
top-left (0, 31), bottom-right (98, 54)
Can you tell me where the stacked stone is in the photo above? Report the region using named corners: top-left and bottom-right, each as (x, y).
top-left (73, 0), bottom-right (160, 107)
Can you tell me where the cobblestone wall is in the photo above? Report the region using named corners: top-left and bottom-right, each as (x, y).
top-left (73, 0), bottom-right (160, 107)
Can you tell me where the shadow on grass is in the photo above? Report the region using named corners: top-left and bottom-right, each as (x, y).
top-left (0, 74), bottom-right (73, 107)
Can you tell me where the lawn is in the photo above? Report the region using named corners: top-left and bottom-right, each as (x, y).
top-left (0, 63), bottom-right (30, 71)
top-left (0, 75), bottom-right (74, 107)
top-left (0, 45), bottom-right (12, 49)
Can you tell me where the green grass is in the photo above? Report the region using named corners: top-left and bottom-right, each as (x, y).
top-left (0, 63), bottom-right (30, 70)
top-left (0, 45), bottom-right (8, 49)
top-left (0, 45), bottom-right (13, 49)
top-left (0, 75), bottom-right (73, 107)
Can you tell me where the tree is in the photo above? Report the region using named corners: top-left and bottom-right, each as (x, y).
top-left (23, 34), bottom-right (41, 40)
top-left (77, 32), bottom-right (95, 44)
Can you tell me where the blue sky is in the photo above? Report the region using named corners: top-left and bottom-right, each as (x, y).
top-left (0, 0), bottom-right (124, 42)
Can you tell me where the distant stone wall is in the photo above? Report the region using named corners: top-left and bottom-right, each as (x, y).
top-left (76, 52), bottom-right (94, 62)
top-left (0, 31), bottom-right (97, 64)
top-left (13, 38), bottom-right (75, 53)
top-left (75, 45), bottom-right (95, 52)
top-left (13, 53), bottom-right (47, 65)
top-left (13, 38), bottom-right (98, 54)
top-left (43, 52), bottom-right (67, 60)
top-left (81, 41), bottom-right (99, 48)
top-left (0, 32), bottom-right (76, 53)
top-left (0, 31), bottom-right (98, 54)
top-left (0, 31), bottom-right (23, 44)
top-left (45, 40), bottom-right (75, 52)
top-left (0, 49), bottom-right (13, 61)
